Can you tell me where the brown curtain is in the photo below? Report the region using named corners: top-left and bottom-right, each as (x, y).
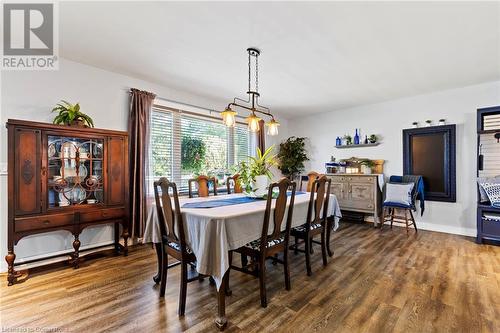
top-left (258, 119), bottom-right (266, 153)
top-left (129, 88), bottom-right (156, 238)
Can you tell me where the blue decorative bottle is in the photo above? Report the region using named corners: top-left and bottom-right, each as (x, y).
top-left (354, 129), bottom-right (360, 145)
top-left (336, 136), bottom-right (341, 146)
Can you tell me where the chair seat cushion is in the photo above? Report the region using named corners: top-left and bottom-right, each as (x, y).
top-left (245, 233), bottom-right (286, 250)
top-left (383, 201), bottom-right (412, 209)
top-left (167, 241), bottom-right (193, 254)
top-left (292, 222), bottom-right (322, 234)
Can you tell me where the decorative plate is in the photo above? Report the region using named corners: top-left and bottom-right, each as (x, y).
top-left (48, 143), bottom-right (56, 158)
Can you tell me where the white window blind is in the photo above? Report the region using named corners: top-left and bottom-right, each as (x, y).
top-left (149, 106), bottom-right (251, 194)
top-left (234, 124), bottom-right (250, 164)
top-left (150, 110), bottom-right (173, 180)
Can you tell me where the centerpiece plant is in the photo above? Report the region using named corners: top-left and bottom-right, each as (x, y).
top-left (237, 146), bottom-right (277, 197)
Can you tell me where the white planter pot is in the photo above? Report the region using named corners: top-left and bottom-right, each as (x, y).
top-left (252, 175), bottom-right (269, 197)
top-left (362, 165), bottom-right (372, 174)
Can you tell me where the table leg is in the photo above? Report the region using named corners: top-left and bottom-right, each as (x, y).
top-left (215, 270), bottom-right (229, 331)
top-left (326, 217), bottom-right (334, 257)
top-left (153, 242), bottom-right (162, 284)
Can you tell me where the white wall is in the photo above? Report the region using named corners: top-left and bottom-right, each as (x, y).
top-left (0, 58), bottom-right (232, 272)
top-left (287, 80), bottom-right (500, 236)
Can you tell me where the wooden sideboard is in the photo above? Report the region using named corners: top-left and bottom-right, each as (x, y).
top-left (326, 174), bottom-right (382, 226)
top-left (6, 119), bottom-right (129, 286)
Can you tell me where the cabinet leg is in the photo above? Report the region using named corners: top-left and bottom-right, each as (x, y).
top-left (122, 229), bottom-right (129, 256)
top-left (5, 250), bottom-right (18, 286)
top-left (114, 222), bottom-right (120, 255)
top-left (72, 235), bottom-right (81, 269)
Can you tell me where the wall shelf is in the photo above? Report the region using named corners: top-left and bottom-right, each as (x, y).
top-left (335, 142), bottom-right (380, 149)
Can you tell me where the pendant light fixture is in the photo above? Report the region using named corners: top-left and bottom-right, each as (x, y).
top-left (221, 48), bottom-right (279, 135)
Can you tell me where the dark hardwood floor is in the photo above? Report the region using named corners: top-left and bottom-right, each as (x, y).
top-left (1, 223), bottom-right (499, 333)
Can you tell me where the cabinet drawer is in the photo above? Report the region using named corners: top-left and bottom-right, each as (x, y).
top-left (346, 176), bottom-right (376, 184)
top-left (80, 208), bottom-right (125, 223)
top-left (482, 219), bottom-right (500, 236)
top-left (339, 199), bottom-right (375, 211)
top-left (15, 214), bottom-right (73, 232)
top-left (327, 175), bottom-right (347, 182)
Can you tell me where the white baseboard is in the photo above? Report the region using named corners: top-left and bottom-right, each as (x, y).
top-left (389, 221), bottom-right (476, 237)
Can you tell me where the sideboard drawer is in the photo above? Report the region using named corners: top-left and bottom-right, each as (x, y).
top-left (340, 200), bottom-right (375, 211)
top-left (348, 176), bottom-right (376, 184)
top-left (482, 219), bottom-right (500, 236)
top-left (80, 207), bottom-right (125, 222)
top-left (15, 214), bottom-right (73, 232)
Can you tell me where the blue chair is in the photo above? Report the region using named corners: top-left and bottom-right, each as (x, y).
top-left (381, 176), bottom-right (423, 234)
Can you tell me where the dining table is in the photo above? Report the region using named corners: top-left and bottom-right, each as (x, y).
top-left (143, 192), bottom-right (341, 330)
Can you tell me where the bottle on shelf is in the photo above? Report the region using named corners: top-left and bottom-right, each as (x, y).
top-left (364, 135), bottom-right (368, 144)
top-left (354, 129), bottom-right (360, 145)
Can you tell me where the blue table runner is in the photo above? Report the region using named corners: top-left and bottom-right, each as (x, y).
top-left (182, 192), bottom-right (306, 209)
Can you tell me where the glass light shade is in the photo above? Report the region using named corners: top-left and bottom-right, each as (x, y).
top-left (246, 113), bottom-right (261, 132)
top-left (266, 119), bottom-right (280, 136)
top-left (221, 107), bottom-right (237, 127)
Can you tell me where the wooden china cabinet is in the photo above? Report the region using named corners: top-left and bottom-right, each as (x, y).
top-left (6, 119), bottom-right (129, 286)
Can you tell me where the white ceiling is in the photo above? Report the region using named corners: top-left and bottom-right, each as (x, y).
top-left (60, 1), bottom-right (500, 118)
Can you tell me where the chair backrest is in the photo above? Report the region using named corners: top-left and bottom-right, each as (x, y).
top-left (305, 175), bottom-right (331, 227)
top-left (300, 171), bottom-right (321, 192)
top-left (227, 174), bottom-right (243, 194)
top-left (153, 178), bottom-right (189, 253)
top-left (260, 177), bottom-right (297, 250)
top-left (188, 175), bottom-right (217, 198)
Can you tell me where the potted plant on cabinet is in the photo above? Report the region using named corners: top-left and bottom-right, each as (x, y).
top-left (51, 100), bottom-right (94, 127)
top-left (359, 159), bottom-right (375, 174)
top-left (237, 146), bottom-right (277, 197)
top-left (277, 136), bottom-right (309, 180)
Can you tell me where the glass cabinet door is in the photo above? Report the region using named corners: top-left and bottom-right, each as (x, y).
top-left (47, 136), bottom-right (104, 208)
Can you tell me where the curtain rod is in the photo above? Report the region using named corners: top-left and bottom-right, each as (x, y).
top-left (155, 96), bottom-right (220, 115)
top-left (154, 95), bottom-right (250, 120)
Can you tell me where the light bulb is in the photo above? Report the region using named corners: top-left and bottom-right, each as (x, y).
top-left (266, 118), bottom-right (280, 136)
top-left (221, 107), bottom-right (237, 127)
top-left (246, 113), bottom-right (261, 132)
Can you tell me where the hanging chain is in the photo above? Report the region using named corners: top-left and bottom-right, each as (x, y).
top-left (248, 51), bottom-right (251, 92)
top-left (255, 53), bottom-right (259, 93)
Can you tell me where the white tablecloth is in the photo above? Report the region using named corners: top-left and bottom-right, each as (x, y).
top-left (144, 193), bottom-right (341, 289)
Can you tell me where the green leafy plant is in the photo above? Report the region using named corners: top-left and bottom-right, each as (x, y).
top-left (360, 159), bottom-right (375, 168)
top-left (277, 136), bottom-right (309, 179)
top-left (51, 100), bottom-right (94, 127)
top-left (181, 136), bottom-right (206, 173)
top-left (368, 134), bottom-right (377, 143)
top-left (344, 135), bottom-right (353, 145)
top-left (237, 146), bottom-right (277, 193)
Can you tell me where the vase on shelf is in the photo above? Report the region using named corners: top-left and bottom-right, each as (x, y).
top-left (354, 129), bottom-right (360, 145)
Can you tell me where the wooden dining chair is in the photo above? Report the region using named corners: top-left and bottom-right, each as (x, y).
top-left (300, 171), bottom-right (321, 192)
top-left (290, 175), bottom-right (331, 276)
top-left (188, 175), bottom-right (217, 198)
top-left (228, 177), bottom-right (297, 308)
top-left (226, 174), bottom-right (243, 194)
top-left (153, 177), bottom-right (205, 316)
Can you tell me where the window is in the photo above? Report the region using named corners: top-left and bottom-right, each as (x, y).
top-left (150, 111), bottom-right (173, 180)
top-left (149, 106), bottom-right (252, 193)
